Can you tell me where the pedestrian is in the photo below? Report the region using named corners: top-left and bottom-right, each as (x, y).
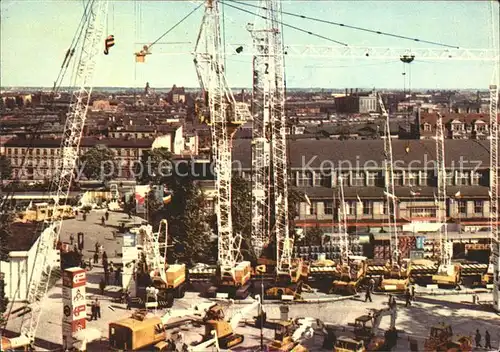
top-left (90, 301), bottom-right (96, 321)
top-left (411, 285), bottom-right (416, 301)
top-left (115, 267), bottom-right (122, 287)
top-left (475, 329), bottom-right (482, 348)
top-left (485, 330), bottom-right (491, 349)
top-left (88, 258), bottom-right (93, 271)
top-left (94, 242), bottom-right (99, 254)
top-left (405, 289), bottom-right (411, 307)
top-left (101, 216), bottom-right (105, 226)
top-left (104, 271), bottom-right (109, 286)
top-left (364, 285), bottom-right (372, 302)
top-left (125, 291), bottom-right (131, 310)
top-left (93, 252), bottom-right (98, 264)
top-left (105, 211), bottom-right (109, 221)
top-left (83, 212), bottom-right (87, 221)
top-left (99, 278), bottom-right (106, 295)
top-left (102, 251), bottom-right (108, 265)
top-left (95, 298), bottom-right (101, 319)
top-left (109, 262), bottom-right (114, 274)
top-left (369, 278), bottom-right (375, 293)
top-left (128, 210), bottom-right (132, 219)
top-left (70, 234), bottom-right (74, 245)
top-left (75, 209), bottom-right (79, 217)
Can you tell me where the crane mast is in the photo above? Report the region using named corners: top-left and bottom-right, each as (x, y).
top-left (193, 0), bottom-right (250, 281)
top-left (380, 95), bottom-right (398, 266)
top-left (249, 0), bottom-right (290, 275)
top-left (9, 0), bottom-right (108, 347)
top-left (337, 177), bottom-right (350, 263)
top-left (248, 25), bottom-right (271, 259)
top-left (489, 84), bottom-right (499, 311)
top-left (436, 114), bottom-right (450, 268)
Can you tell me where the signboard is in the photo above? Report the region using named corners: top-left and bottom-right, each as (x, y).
top-left (62, 268), bottom-right (86, 288)
top-left (416, 237), bottom-right (425, 250)
top-left (135, 185), bottom-right (150, 214)
top-left (62, 267), bottom-right (86, 350)
top-left (410, 250), bottom-right (425, 260)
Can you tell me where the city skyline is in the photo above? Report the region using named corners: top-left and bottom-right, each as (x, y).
top-left (1, 1), bottom-right (499, 89)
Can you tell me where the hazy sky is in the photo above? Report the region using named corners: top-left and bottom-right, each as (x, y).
top-left (1, 0), bottom-right (499, 89)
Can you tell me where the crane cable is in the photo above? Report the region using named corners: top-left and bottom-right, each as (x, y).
top-left (227, 0), bottom-right (460, 49)
top-left (219, 0), bottom-right (347, 46)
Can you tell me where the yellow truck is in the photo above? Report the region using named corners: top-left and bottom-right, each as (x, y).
top-left (14, 203), bottom-right (75, 222)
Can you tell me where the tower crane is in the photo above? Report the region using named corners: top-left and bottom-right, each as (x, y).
top-left (194, 0), bottom-right (252, 298)
top-left (3, 0), bottom-right (109, 349)
top-left (248, 0), bottom-right (292, 280)
top-left (489, 83), bottom-right (499, 312)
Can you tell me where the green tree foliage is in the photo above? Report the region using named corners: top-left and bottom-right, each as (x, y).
top-left (79, 145), bottom-right (117, 181)
top-left (165, 177), bottom-right (213, 265)
top-left (231, 175), bottom-right (253, 259)
top-left (135, 148), bottom-right (173, 185)
top-left (297, 225), bottom-right (324, 246)
top-left (0, 155), bottom-right (12, 181)
top-left (0, 213), bottom-right (13, 262)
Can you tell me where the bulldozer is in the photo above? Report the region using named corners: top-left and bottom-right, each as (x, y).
top-left (379, 259), bottom-right (410, 293)
top-left (267, 320), bottom-right (309, 352)
top-left (424, 323), bottom-right (472, 352)
top-left (331, 256), bottom-right (367, 295)
top-left (265, 258), bottom-right (311, 300)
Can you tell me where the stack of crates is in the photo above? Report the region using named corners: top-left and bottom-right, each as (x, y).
top-left (398, 236), bottom-right (417, 259)
top-left (373, 244), bottom-right (390, 260)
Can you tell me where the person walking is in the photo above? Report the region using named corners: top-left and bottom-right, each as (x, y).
top-left (405, 289), bottom-right (412, 307)
top-left (411, 285), bottom-right (416, 301)
top-left (475, 329), bottom-right (482, 348)
top-left (105, 211), bottom-right (109, 221)
top-left (94, 242), bottom-right (100, 254)
top-left (83, 212), bottom-right (87, 221)
top-left (88, 258), bottom-right (93, 271)
top-left (95, 299), bottom-right (101, 319)
top-left (99, 278), bottom-right (106, 295)
top-left (115, 267), bottom-right (122, 287)
top-left (485, 330), bottom-right (491, 349)
top-left (101, 215), bottom-right (105, 226)
top-left (90, 301), bottom-right (96, 321)
top-left (109, 262), bottom-right (114, 274)
top-left (102, 251), bottom-right (108, 265)
top-left (69, 234), bottom-right (74, 245)
top-left (364, 285), bottom-right (372, 302)
top-left (93, 252), bottom-right (99, 264)
top-left (125, 291), bottom-right (131, 310)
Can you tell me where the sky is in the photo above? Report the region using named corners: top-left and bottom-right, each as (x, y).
top-left (1, 0), bottom-right (499, 89)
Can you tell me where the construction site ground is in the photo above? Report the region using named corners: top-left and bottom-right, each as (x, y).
top-left (4, 210), bottom-right (500, 351)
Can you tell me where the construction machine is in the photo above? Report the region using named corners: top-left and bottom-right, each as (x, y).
top-left (379, 259), bottom-right (410, 292)
top-left (334, 337), bottom-right (366, 352)
top-left (423, 323), bottom-right (472, 352)
top-left (201, 295), bottom-right (261, 349)
top-left (136, 221), bottom-right (187, 308)
top-left (431, 264), bottom-right (462, 288)
top-left (331, 256), bottom-right (368, 295)
top-left (265, 258), bottom-right (311, 300)
top-left (351, 305), bottom-right (398, 351)
top-left (267, 320), bottom-right (308, 352)
top-left (408, 259), bottom-right (439, 284)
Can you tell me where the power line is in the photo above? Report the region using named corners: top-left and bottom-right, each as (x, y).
top-left (227, 0), bottom-right (460, 49)
top-left (220, 0), bottom-right (347, 46)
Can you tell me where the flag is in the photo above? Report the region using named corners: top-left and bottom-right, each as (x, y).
top-left (26, 200), bottom-right (33, 211)
top-left (357, 194), bottom-right (362, 203)
top-left (434, 193), bottom-right (439, 206)
top-left (454, 190), bottom-right (461, 198)
top-left (410, 190), bottom-right (420, 196)
top-left (304, 194), bottom-right (311, 206)
top-left (104, 35), bottom-right (115, 55)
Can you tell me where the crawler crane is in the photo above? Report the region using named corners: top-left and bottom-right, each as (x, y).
top-left (1, 0), bottom-right (109, 349)
top-left (378, 94), bottom-right (409, 293)
top-left (431, 115), bottom-right (462, 288)
top-left (194, 0), bottom-right (252, 299)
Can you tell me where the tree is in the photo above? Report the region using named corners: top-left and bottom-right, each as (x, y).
top-left (79, 145), bottom-right (117, 181)
top-left (135, 148), bottom-right (173, 185)
top-left (231, 175), bottom-right (253, 259)
top-left (165, 177), bottom-right (213, 265)
top-left (298, 225), bottom-right (324, 246)
top-left (0, 156), bottom-right (12, 182)
top-left (0, 213), bottom-right (13, 262)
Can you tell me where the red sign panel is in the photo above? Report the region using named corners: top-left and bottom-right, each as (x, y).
top-left (62, 268), bottom-right (86, 288)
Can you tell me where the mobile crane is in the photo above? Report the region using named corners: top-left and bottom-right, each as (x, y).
top-left (194, 0), bottom-right (252, 299)
top-left (1, 1), bottom-right (109, 350)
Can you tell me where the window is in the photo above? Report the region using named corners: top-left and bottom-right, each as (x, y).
top-left (471, 171), bottom-right (480, 185)
top-left (446, 171), bottom-right (453, 186)
top-left (324, 201), bottom-right (333, 215)
top-left (419, 171), bottom-right (428, 186)
top-left (423, 123), bottom-right (431, 132)
top-left (346, 201), bottom-right (356, 215)
top-left (458, 200), bottom-right (467, 215)
top-left (297, 171), bottom-right (313, 187)
top-left (393, 172), bottom-right (403, 186)
top-left (338, 172), bottom-right (349, 186)
top-left (315, 170), bottom-right (332, 187)
top-left (406, 172), bottom-right (418, 186)
top-left (366, 171), bottom-right (376, 186)
top-left (457, 172), bottom-right (469, 186)
top-left (352, 172), bottom-right (364, 187)
top-left (410, 207), bottom-right (437, 218)
top-left (362, 201), bottom-right (373, 215)
top-left (474, 200), bottom-right (483, 214)
top-left (307, 202), bottom-right (318, 215)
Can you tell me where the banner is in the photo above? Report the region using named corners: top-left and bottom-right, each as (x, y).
top-left (62, 267), bottom-right (86, 350)
top-left (134, 185), bottom-right (150, 214)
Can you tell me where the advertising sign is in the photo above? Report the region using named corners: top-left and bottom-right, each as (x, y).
top-left (62, 287), bottom-right (86, 303)
top-left (62, 267), bottom-right (86, 288)
top-left (416, 236), bottom-right (425, 250)
top-left (135, 185), bottom-right (150, 214)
